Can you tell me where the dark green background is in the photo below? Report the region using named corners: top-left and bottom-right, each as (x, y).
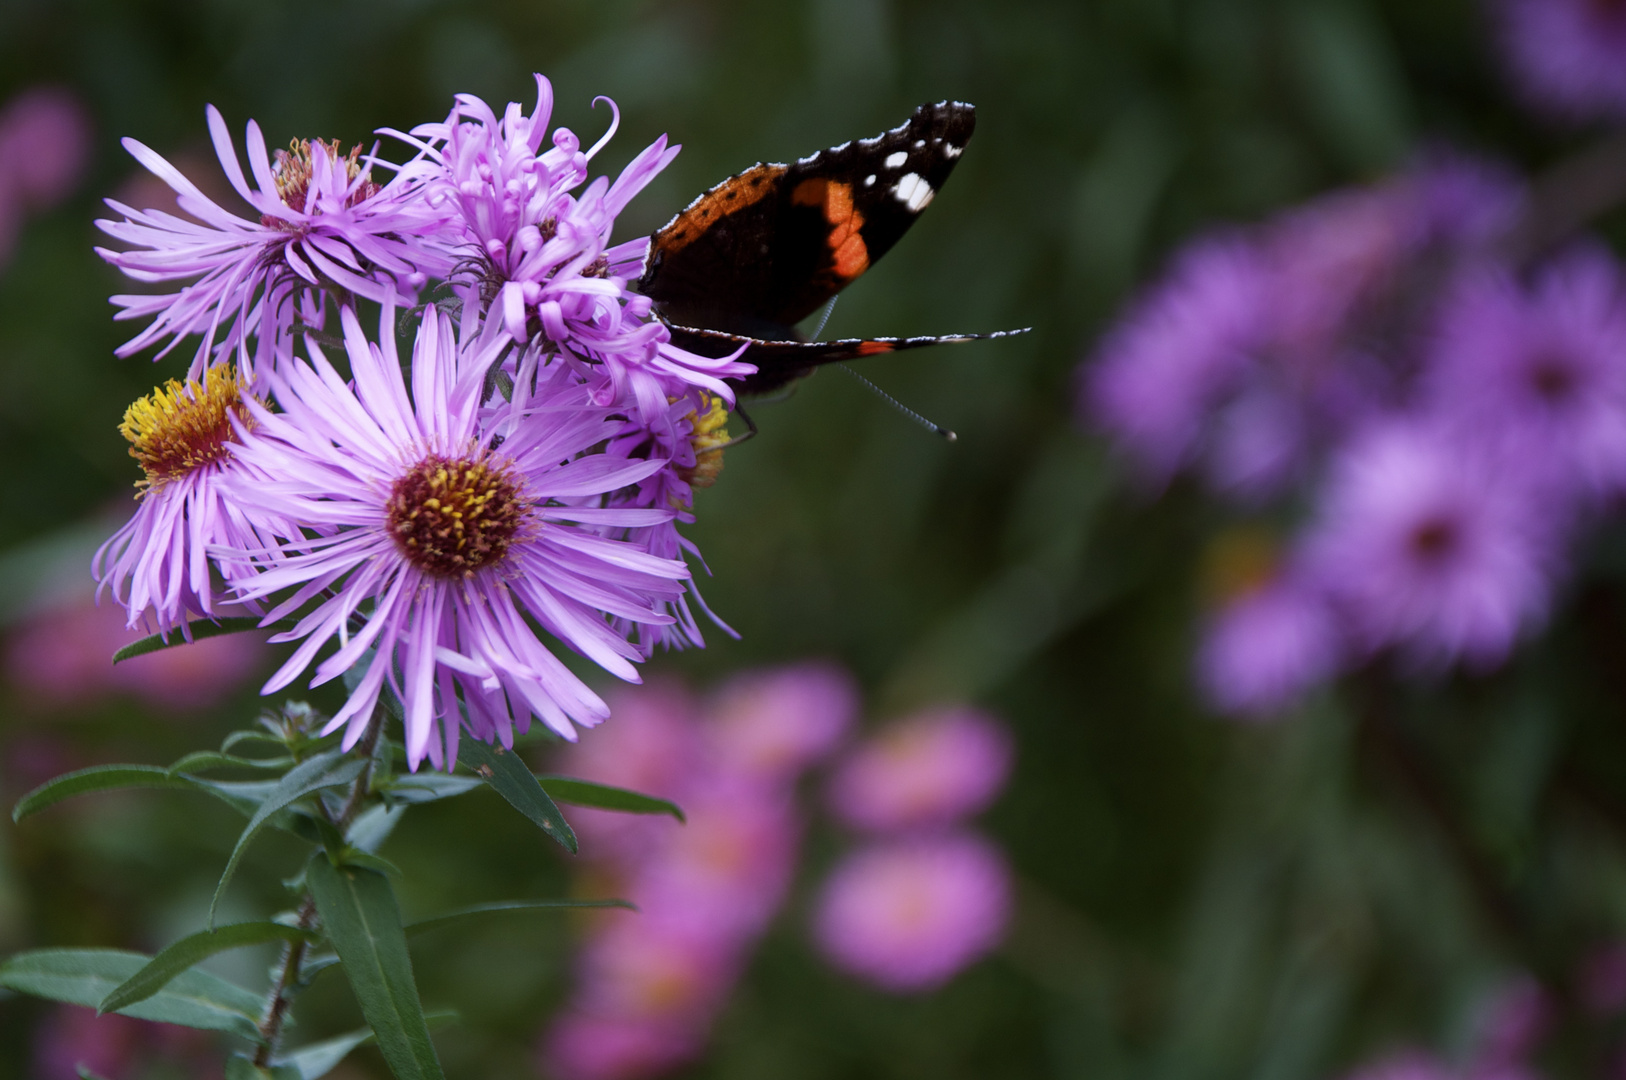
top-left (5, 1), bottom-right (1624, 1077)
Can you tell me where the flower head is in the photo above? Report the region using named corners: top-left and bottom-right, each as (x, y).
top-left (812, 833), bottom-right (1012, 992)
top-left (96, 107), bottom-right (453, 373)
top-left (827, 705), bottom-right (1012, 832)
top-left (1303, 420), bottom-right (1555, 667)
top-left (93, 363), bottom-right (283, 638)
top-left (1494, 0), bottom-right (1626, 122)
top-left (225, 304), bottom-right (690, 767)
top-left (1196, 571), bottom-right (1345, 718)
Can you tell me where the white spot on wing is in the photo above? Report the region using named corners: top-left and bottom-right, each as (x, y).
top-left (914, 139), bottom-right (926, 148)
top-left (893, 172), bottom-right (935, 212)
top-left (864, 174), bottom-right (876, 186)
top-left (943, 144), bottom-right (963, 158)
top-left (883, 150), bottom-right (908, 169)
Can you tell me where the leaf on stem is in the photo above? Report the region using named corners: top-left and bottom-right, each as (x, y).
top-left (210, 751), bottom-right (367, 928)
top-left (537, 775), bottom-right (685, 822)
top-left (0, 949), bottom-right (263, 1041)
top-left (225, 1054), bottom-right (302, 1080)
top-left (13, 765), bottom-right (254, 823)
top-left (98, 922), bottom-right (318, 1015)
top-left (459, 740), bottom-right (578, 854)
top-left (306, 856), bottom-right (445, 1080)
top-left (111, 617), bottom-right (293, 664)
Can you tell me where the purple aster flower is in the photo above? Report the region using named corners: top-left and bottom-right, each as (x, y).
top-left (0, 85), bottom-right (91, 271)
top-left (1424, 247), bottom-right (1626, 501)
top-left (392, 75), bottom-right (752, 427)
top-left (1493, 0), bottom-right (1626, 122)
top-left (1303, 420), bottom-right (1556, 668)
top-left (826, 705), bottom-right (1012, 832)
top-left (92, 363), bottom-right (285, 639)
top-left (1196, 571), bottom-right (1345, 718)
top-left (812, 832), bottom-right (1011, 992)
top-left (224, 304), bottom-right (690, 768)
top-left (707, 661), bottom-right (858, 782)
top-left (96, 108), bottom-right (453, 373)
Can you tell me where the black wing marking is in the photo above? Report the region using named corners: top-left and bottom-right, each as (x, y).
top-left (636, 102), bottom-right (976, 336)
top-left (665, 322), bottom-right (1029, 397)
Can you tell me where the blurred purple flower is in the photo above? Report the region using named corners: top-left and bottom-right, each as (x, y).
top-left (1493, 0), bottom-right (1626, 122)
top-left (1196, 571), bottom-right (1345, 717)
top-left (827, 705), bottom-right (1012, 832)
top-left (541, 1009), bottom-right (705, 1080)
top-left (0, 85), bottom-right (92, 272)
top-left (708, 661), bottom-right (858, 784)
top-left (6, 594), bottom-right (263, 712)
top-left (1579, 942), bottom-right (1626, 1015)
top-left (1304, 420), bottom-right (1555, 668)
top-left (225, 305), bottom-right (689, 768)
top-left (1425, 247), bottom-right (1626, 501)
top-left (812, 832), bottom-right (1011, 993)
top-left (1471, 976), bottom-right (1551, 1074)
top-left (95, 106), bottom-right (454, 373)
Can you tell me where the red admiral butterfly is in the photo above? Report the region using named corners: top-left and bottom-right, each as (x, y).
top-left (636, 101), bottom-right (1025, 397)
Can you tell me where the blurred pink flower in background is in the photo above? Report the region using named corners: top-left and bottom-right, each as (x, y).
top-left (0, 85), bottom-right (92, 272)
top-left (826, 704), bottom-right (1013, 832)
top-left (540, 662), bottom-right (858, 1080)
top-left (31, 1003), bottom-right (217, 1080)
top-left (5, 595), bottom-right (264, 712)
top-left (811, 833), bottom-right (1012, 992)
top-left (1579, 942), bottom-right (1626, 1016)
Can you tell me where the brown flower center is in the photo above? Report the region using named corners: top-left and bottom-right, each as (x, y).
top-left (1409, 517), bottom-right (1459, 562)
top-left (263, 138), bottom-right (381, 226)
top-left (120, 366), bottom-right (256, 494)
top-left (386, 453), bottom-right (527, 578)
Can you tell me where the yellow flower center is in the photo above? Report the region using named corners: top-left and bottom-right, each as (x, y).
top-left (265, 138), bottom-right (380, 222)
top-left (120, 366), bottom-right (256, 494)
top-left (675, 392), bottom-right (730, 489)
top-left (386, 453), bottom-right (527, 578)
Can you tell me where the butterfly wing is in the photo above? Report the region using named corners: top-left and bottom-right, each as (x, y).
top-left (666, 324), bottom-right (1027, 397)
top-left (636, 102), bottom-right (977, 337)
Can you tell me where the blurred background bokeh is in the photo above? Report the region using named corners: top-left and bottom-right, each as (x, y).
top-left (7, 0), bottom-right (1626, 1077)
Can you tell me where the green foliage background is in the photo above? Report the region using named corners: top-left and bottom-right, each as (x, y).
top-left (3, 0), bottom-right (1622, 1077)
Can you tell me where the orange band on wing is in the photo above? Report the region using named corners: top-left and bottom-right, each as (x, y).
top-left (654, 164), bottom-right (787, 256)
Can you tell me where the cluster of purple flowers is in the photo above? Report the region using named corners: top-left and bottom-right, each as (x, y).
top-left (1083, 146), bottom-right (1626, 715)
top-left (814, 704), bottom-right (1014, 992)
top-left (91, 75), bottom-right (753, 767)
top-left (541, 664), bottom-right (858, 1080)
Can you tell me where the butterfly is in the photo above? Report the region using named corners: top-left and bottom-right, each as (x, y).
top-left (635, 101), bottom-right (1025, 398)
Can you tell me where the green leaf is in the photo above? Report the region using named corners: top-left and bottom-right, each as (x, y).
top-left (404, 899), bottom-right (634, 938)
top-left (226, 1054), bottom-right (301, 1080)
top-left (168, 751), bottom-right (295, 776)
top-left (537, 775), bottom-right (685, 822)
top-left (306, 856), bottom-right (444, 1080)
top-left (459, 740), bottom-right (577, 853)
top-left (341, 850), bottom-right (404, 879)
top-left (275, 1029), bottom-right (375, 1080)
top-left (98, 922), bottom-right (318, 1015)
top-left (211, 751), bottom-right (367, 927)
top-left (378, 774), bottom-right (483, 805)
top-left (274, 1014), bottom-right (455, 1080)
top-left (12, 765), bottom-right (253, 823)
top-left (0, 948), bottom-right (263, 1041)
top-left (77, 1067), bottom-right (114, 1080)
top-left (347, 804), bottom-right (405, 854)
top-left (112, 617), bottom-right (292, 664)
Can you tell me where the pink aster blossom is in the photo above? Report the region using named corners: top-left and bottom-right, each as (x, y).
top-left (392, 75), bottom-right (752, 428)
top-left (223, 303), bottom-right (690, 768)
top-left (96, 106), bottom-right (454, 374)
top-left (827, 705), bottom-right (1012, 832)
top-left (1493, 0), bottom-right (1626, 122)
top-left (708, 661), bottom-right (859, 783)
top-left (812, 832), bottom-right (1012, 992)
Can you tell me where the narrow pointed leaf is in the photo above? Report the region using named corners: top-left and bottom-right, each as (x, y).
top-left (168, 751), bottom-right (295, 776)
top-left (460, 740), bottom-right (577, 853)
top-left (378, 774), bottom-right (483, 805)
top-left (210, 751), bottom-right (366, 927)
top-left (306, 856), bottom-right (444, 1080)
top-left (112, 617), bottom-right (293, 663)
top-left (12, 765), bottom-right (264, 822)
top-left (274, 1013), bottom-right (455, 1080)
top-left (537, 775), bottom-right (685, 822)
top-left (99, 922), bottom-right (318, 1015)
top-left (226, 1054), bottom-right (301, 1080)
top-left (0, 948), bottom-right (263, 1040)
top-left (404, 899), bottom-right (635, 938)
top-left (347, 804), bottom-right (406, 854)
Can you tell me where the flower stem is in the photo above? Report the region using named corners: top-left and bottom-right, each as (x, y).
top-left (252, 706), bottom-right (387, 1066)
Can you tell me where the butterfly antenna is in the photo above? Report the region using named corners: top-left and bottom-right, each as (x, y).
top-left (836, 364), bottom-right (957, 441)
top-left (809, 296), bottom-right (839, 339)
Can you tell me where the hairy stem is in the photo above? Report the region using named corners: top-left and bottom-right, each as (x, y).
top-left (252, 706), bottom-right (386, 1066)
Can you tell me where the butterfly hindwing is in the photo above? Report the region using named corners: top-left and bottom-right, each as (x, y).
top-left (636, 102), bottom-right (977, 338)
